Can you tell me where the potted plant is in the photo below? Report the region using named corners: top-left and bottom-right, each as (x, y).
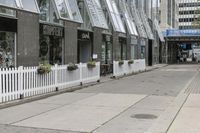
top-left (67, 63), bottom-right (78, 71)
top-left (118, 60), bottom-right (124, 66)
top-left (87, 60), bottom-right (96, 68)
top-left (128, 60), bottom-right (134, 65)
top-left (37, 63), bottom-right (51, 74)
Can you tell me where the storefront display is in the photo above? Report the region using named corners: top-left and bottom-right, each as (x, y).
top-left (0, 32), bottom-right (15, 68)
top-left (101, 35), bottom-right (112, 64)
top-left (119, 37), bottom-right (127, 60)
top-left (39, 24), bottom-right (64, 65)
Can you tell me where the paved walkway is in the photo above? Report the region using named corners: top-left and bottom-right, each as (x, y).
top-left (0, 64), bottom-right (199, 133)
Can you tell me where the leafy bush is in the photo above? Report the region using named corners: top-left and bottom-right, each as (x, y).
top-left (118, 60), bottom-right (124, 65)
top-left (128, 60), bottom-right (134, 65)
top-left (67, 63), bottom-right (78, 71)
top-left (87, 61), bottom-right (96, 68)
top-left (37, 63), bottom-right (51, 74)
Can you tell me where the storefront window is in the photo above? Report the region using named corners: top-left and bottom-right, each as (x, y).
top-left (0, 32), bottom-right (15, 68)
top-left (101, 35), bottom-right (112, 64)
top-left (119, 38), bottom-right (127, 60)
top-left (39, 24), bottom-right (64, 65)
top-left (38, 0), bottom-right (61, 24)
top-left (141, 46), bottom-right (145, 59)
top-left (130, 45), bottom-right (135, 59)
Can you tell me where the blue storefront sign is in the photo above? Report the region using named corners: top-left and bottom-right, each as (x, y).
top-left (163, 29), bottom-right (200, 37)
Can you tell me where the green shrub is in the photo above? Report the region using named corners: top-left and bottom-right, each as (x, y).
top-left (128, 60), bottom-right (134, 64)
top-left (67, 63), bottom-right (78, 71)
top-left (118, 60), bottom-right (124, 65)
top-left (87, 61), bottom-right (96, 68)
top-left (37, 63), bottom-right (51, 74)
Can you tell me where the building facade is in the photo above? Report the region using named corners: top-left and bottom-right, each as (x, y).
top-left (160, 0), bottom-right (179, 31)
top-left (178, 0), bottom-right (200, 29)
top-left (0, 0), bottom-right (164, 70)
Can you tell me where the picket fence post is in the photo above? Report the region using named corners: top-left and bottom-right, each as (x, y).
top-left (80, 63), bottom-right (83, 86)
top-left (55, 64), bottom-right (58, 91)
top-left (0, 70), bottom-right (2, 103)
top-left (18, 66), bottom-right (24, 99)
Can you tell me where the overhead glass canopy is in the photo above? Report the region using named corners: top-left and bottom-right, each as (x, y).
top-left (139, 10), bottom-right (154, 40)
top-left (54, 0), bottom-right (83, 23)
top-left (0, 0), bottom-right (40, 13)
top-left (129, 3), bottom-right (147, 38)
top-left (118, 0), bottom-right (138, 36)
top-left (84, 0), bottom-right (108, 29)
top-left (154, 19), bottom-right (165, 42)
top-left (104, 0), bottom-right (126, 33)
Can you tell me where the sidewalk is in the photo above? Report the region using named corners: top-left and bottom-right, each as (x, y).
top-left (146, 70), bottom-right (200, 133)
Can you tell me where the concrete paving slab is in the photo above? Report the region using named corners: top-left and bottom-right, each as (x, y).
top-left (36, 93), bottom-right (96, 105)
top-left (184, 94), bottom-right (200, 108)
top-left (94, 108), bottom-right (162, 133)
top-left (13, 105), bottom-right (126, 132)
top-left (13, 94), bottom-right (146, 133)
top-left (133, 96), bottom-right (174, 110)
top-left (0, 102), bottom-right (60, 124)
top-left (168, 107), bottom-right (200, 133)
top-left (0, 124), bottom-right (80, 133)
top-left (94, 96), bottom-right (174, 133)
top-left (73, 93), bottom-right (146, 108)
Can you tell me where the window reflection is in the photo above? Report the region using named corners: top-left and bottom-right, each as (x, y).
top-left (38, 0), bottom-right (61, 24)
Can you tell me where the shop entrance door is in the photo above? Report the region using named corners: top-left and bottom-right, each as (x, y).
top-left (78, 40), bottom-right (92, 63)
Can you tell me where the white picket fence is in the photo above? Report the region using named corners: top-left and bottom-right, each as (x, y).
top-left (113, 59), bottom-right (146, 77)
top-left (0, 62), bottom-right (100, 103)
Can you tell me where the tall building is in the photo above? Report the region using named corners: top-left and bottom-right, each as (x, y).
top-left (178, 0), bottom-right (200, 29)
top-left (160, 0), bottom-right (179, 31)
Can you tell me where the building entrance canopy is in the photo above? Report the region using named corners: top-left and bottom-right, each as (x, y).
top-left (154, 19), bottom-right (165, 42)
top-left (118, 0), bottom-right (138, 36)
top-left (0, 0), bottom-right (39, 13)
top-left (139, 10), bottom-right (154, 40)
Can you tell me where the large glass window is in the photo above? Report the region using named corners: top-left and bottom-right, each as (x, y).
top-left (20, 0), bottom-right (39, 13)
top-left (38, 0), bottom-right (60, 24)
top-left (84, 0), bottom-right (108, 29)
top-left (66, 0), bottom-right (82, 22)
top-left (78, 0), bottom-right (92, 30)
top-left (54, 0), bottom-right (83, 23)
top-left (0, 32), bottom-right (15, 68)
top-left (139, 10), bottom-right (154, 40)
top-left (118, 0), bottom-right (138, 36)
top-left (104, 0), bottom-right (126, 33)
top-left (0, 0), bottom-right (39, 13)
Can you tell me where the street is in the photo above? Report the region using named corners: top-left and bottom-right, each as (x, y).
top-left (0, 64), bottom-right (199, 133)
